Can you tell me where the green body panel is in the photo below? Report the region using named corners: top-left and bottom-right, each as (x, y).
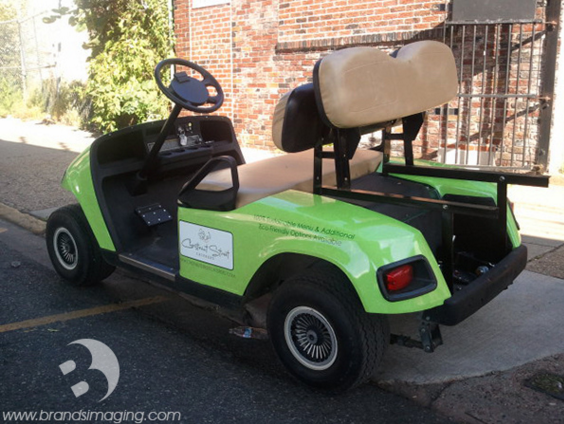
top-left (60, 148), bottom-right (116, 251)
top-left (178, 190), bottom-right (452, 315)
top-left (59, 145), bottom-right (520, 315)
top-left (391, 173), bottom-right (521, 248)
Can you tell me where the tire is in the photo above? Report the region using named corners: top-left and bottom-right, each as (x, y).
top-left (46, 205), bottom-right (115, 286)
top-left (267, 266), bottom-right (389, 392)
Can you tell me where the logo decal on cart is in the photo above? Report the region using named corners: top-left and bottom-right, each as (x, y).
top-left (180, 222), bottom-right (233, 270)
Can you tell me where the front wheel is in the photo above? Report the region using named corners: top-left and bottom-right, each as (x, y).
top-left (267, 266), bottom-right (389, 392)
top-left (46, 205), bottom-right (115, 286)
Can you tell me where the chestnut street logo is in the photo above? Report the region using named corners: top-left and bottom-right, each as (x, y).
top-left (59, 339), bottom-right (120, 402)
top-left (179, 221), bottom-right (234, 270)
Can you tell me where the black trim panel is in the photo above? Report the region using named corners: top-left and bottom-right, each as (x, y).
top-left (114, 252), bottom-right (242, 311)
top-left (171, 275), bottom-right (242, 310)
top-left (424, 245), bottom-right (527, 326)
top-left (384, 163), bottom-right (550, 187)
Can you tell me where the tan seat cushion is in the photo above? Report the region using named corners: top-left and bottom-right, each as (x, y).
top-left (198, 149), bottom-right (382, 208)
top-left (316, 41), bottom-right (458, 128)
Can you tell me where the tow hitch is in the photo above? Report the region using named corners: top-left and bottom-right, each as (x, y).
top-left (391, 318), bottom-right (443, 353)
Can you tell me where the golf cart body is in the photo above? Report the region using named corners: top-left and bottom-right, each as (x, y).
top-left (50, 40), bottom-right (549, 390)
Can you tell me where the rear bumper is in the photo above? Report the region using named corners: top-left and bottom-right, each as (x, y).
top-left (424, 245), bottom-right (527, 326)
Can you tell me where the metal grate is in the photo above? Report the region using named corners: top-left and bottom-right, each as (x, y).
top-left (414, 1), bottom-right (560, 171)
top-left (441, 21), bottom-right (544, 169)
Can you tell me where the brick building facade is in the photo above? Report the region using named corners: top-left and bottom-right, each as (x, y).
top-left (174, 0), bottom-right (559, 170)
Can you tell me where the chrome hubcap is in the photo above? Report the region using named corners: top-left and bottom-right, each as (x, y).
top-left (284, 306), bottom-right (338, 371)
top-left (53, 228), bottom-right (78, 271)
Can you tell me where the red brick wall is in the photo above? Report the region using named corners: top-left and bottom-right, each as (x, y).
top-left (174, 0), bottom-right (234, 117)
top-left (174, 0), bottom-right (446, 150)
top-left (174, 0), bottom-right (547, 169)
top-left (278, 0), bottom-right (443, 43)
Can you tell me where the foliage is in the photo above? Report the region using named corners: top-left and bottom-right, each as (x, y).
top-left (0, 77), bottom-right (22, 117)
top-left (45, 0), bottom-right (174, 132)
top-left (0, 0), bottom-right (19, 66)
top-left (0, 0), bottom-right (23, 116)
top-left (27, 79), bottom-right (91, 126)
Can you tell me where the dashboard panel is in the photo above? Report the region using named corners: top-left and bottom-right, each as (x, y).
top-left (94, 115), bottom-right (244, 176)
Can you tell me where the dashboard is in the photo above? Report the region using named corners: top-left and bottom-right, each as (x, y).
top-left (94, 115), bottom-right (243, 175)
top-left (146, 121), bottom-right (206, 153)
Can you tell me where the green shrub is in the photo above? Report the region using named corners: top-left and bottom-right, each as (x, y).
top-left (0, 76), bottom-right (23, 117)
top-left (0, 1), bottom-right (23, 116)
top-left (45, 0), bottom-right (174, 132)
top-left (25, 79), bottom-right (91, 126)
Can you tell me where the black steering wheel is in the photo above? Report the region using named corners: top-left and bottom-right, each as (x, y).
top-left (154, 58), bottom-right (224, 113)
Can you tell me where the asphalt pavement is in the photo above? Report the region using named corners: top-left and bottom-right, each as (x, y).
top-left (0, 219), bottom-right (453, 424)
top-left (1, 117), bottom-right (564, 423)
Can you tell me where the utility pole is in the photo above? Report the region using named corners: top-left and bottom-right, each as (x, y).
top-left (16, 6), bottom-right (27, 102)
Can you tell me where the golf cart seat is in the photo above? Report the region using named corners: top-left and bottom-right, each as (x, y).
top-left (178, 40), bottom-right (457, 211)
top-left (178, 83), bottom-right (383, 210)
top-left (313, 40), bottom-right (458, 129)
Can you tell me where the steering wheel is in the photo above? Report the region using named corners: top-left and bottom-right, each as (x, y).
top-left (154, 58), bottom-right (224, 113)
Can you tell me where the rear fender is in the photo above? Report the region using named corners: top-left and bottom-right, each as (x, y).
top-left (178, 190), bottom-right (451, 314)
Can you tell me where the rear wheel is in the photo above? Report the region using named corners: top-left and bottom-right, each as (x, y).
top-left (267, 266), bottom-right (389, 392)
top-left (46, 205), bottom-right (115, 286)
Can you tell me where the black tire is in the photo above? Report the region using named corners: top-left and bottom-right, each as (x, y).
top-left (46, 205), bottom-right (115, 286)
top-left (267, 266), bottom-right (389, 392)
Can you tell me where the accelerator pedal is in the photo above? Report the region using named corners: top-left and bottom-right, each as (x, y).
top-left (135, 204), bottom-right (172, 227)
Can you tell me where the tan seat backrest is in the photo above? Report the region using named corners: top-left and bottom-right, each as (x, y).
top-left (314, 40), bottom-right (458, 128)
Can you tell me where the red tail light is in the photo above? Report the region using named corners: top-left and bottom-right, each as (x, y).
top-left (385, 264), bottom-right (414, 292)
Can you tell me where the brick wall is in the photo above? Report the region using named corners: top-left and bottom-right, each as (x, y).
top-left (278, 0), bottom-right (443, 44)
top-left (174, 0), bottom-right (447, 150)
top-left (174, 0), bottom-right (550, 169)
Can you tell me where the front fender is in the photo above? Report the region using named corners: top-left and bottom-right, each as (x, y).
top-left (61, 147), bottom-right (115, 251)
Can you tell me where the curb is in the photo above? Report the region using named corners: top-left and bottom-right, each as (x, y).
top-left (0, 203), bottom-right (47, 235)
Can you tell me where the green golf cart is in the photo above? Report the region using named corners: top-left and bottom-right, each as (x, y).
top-left (46, 40), bottom-right (549, 391)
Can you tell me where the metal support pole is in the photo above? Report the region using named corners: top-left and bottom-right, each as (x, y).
top-left (537, 0), bottom-right (561, 170)
top-left (497, 176), bottom-right (509, 252)
top-left (441, 209), bottom-right (455, 290)
top-left (313, 144), bottom-right (323, 195)
top-left (402, 113), bottom-right (425, 166)
top-left (16, 11), bottom-right (27, 102)
top-left (334, 129), bottom-right (352, 189)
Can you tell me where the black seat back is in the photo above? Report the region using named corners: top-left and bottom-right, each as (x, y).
top-left (272, 83), bottom-right (329, 153)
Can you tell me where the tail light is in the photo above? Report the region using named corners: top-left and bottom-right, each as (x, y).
top-left (377, 256), bottom-right (437, 302)
top-left (384, 264), bottom-right (413, 292)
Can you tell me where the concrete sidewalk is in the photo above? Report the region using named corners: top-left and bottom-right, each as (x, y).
top-left (377, 270), bottom-right (564, 384)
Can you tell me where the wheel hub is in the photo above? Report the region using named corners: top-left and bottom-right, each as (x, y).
top-left (284, 306), bottom-right (338, 371)
top-left (53, 228), bottom-right (78, 271)
top-left (306, 329), bottom-right (319, 344)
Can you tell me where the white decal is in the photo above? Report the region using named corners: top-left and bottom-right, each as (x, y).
top-left (180, 222), bottom-right (233, 270)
